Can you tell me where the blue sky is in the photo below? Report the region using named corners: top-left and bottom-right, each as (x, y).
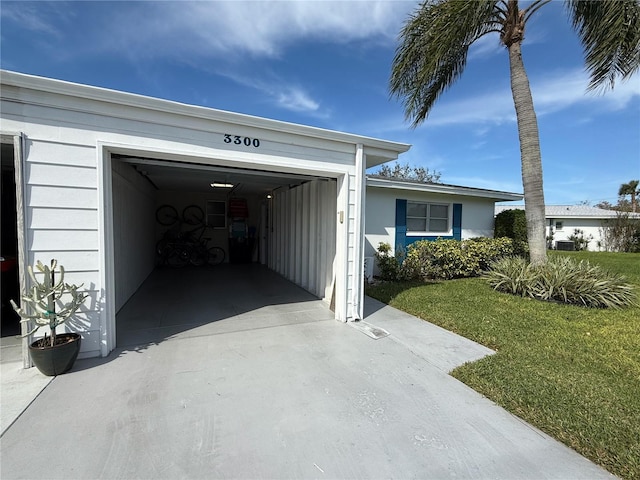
top-left (1, 1), bottom-right (638, 205)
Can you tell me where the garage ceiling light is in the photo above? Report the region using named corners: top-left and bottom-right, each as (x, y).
top-left (211, 183), bottom-right (234, 188)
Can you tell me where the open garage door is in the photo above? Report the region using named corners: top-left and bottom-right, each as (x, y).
top-left (110, 154), bottom-right (338, 321)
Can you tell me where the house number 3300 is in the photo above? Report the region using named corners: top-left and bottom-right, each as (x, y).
top-left (224, 134), bottom-right (261, 148)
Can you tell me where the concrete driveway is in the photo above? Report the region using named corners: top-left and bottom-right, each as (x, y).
top-left (0, 266), bottom-right (613, 479)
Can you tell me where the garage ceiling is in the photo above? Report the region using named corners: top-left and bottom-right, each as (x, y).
top-left (116, 156), bottom-right (322, 196)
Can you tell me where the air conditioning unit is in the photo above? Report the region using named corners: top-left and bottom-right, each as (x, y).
top-left (555, 240), bottom-right (575, 251)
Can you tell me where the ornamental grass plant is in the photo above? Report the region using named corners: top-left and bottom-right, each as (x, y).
top-left (485, 256), bottom-right (636, 309)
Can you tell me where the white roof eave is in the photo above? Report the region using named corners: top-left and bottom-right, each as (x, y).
top-left (0, 70), bottom-right (410, 163)
top-left (366, 176), bottom-right (523, 201)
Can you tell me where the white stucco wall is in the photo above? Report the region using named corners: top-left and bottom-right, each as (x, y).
top-left (547, 218), bottom-right (608, 251)
top-left (364, 186), bottom-right (499, 259)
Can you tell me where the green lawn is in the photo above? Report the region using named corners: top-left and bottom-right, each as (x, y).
top-left (366, 251), bottom-right (640, 480)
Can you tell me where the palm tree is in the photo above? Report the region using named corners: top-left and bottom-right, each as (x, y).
top-left (390, 0), bottom-right (640, 265)
top-left (618, 179), bottom-right (640, 212)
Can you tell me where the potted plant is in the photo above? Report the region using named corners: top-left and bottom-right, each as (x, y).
top-left (10, 259), bottom-right (88, 376)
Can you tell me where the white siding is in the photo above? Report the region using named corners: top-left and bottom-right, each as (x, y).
top-left (21, 140), bottom-right (103, 358)
top-left (269, 179), bottom-right (337, 302)
top-left (112, 159), bottom-right (156, 312)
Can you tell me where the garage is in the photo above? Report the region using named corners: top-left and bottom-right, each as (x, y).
top-left (0, 70), bottom-right (409, 364)
top-left (109, 154), bottom-right (340, 346)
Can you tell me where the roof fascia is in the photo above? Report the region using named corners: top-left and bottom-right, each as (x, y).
top-left (366, 177), bottom-right (523, 201)
top-left (1, 70), bottom-right (410, 160)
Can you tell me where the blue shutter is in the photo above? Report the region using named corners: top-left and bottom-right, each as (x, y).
top-left (453, 203), bottom-right (462, 240)
top-left (395, 199), bottom-right (407, 251)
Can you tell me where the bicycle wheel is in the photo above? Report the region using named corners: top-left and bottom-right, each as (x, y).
top-left (190, 244), bottom-right (209, 267)
top-left (156, 205), bottom-right (179, 226)
top-left (207, 247), bottom-right (226, 266)
top-left (182, 205), bottom-right (205, 226)
top-left (155, 239), bottom-right (171, 265)
top-left (166, 246), bottom-right (190, 268)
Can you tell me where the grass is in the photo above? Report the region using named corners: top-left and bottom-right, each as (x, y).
top-left (365, 251), bottom-right (640, 480)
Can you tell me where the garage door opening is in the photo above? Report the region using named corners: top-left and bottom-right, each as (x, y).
top-left (109, 154), bottom-right (338, 347)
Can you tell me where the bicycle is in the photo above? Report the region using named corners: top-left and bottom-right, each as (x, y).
top-left (155, 204), bottom-right (226, 267)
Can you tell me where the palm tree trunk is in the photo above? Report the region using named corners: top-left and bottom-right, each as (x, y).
top-left (508, 39), bottom-right (547, 265)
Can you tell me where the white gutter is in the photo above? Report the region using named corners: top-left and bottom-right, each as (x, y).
top-left (367, 176), bottom-right (523, 202)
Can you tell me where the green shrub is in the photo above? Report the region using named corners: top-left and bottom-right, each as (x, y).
top-left (495, 209), bottom-right (527, 241)
top-left (374, 242), bottom-right (404, 281)
top-left (495, 209), bottom-right (529, 256)
top-left (568, 228), bottom-right (593, 251)
top-left (402, 237), bottom-right (516, 280)
top-left (485, 256), bottom-right (637, 308)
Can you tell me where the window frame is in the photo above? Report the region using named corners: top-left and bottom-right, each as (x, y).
top-left (206, 200), bottom-right (227, 229)
top-left (406, 201), bottom-right (452, 235)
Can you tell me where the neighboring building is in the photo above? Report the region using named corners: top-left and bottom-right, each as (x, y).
top-left (1, 70), bottom-right (409, 364)
top-left (365, 177), bottom-right (522, 276)
top-left (495, 204), bottom-right (637, 251)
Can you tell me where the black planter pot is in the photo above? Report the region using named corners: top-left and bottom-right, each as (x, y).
top-left (29, 333), bottom-right (81, 376)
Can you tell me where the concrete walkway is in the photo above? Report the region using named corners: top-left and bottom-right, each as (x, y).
top-left (0, 266), bottom-right (614, 479)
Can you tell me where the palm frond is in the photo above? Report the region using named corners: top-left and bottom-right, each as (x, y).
top-left (567, 0), bottom-right (640, 91)
top-left (390, 0), bottom-right (501, 128)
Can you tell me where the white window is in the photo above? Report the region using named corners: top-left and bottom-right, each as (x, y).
top-left (206, 200), bottom-right (226, 228)
top-left (407, 202), bottom-right (450, 233)
top-left (555, 221), bottom-right (563, 231)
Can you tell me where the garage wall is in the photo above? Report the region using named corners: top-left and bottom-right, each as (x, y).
top-left (269, 179), bottom-right (336, 302)
top-left (112, 159), bottom-right (156, 312)
top-left (21, 139), bottom-right (102, 358)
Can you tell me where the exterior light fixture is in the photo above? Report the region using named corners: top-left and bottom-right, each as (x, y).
top-left (210, 183), bottom-right (234, 188)
top-left (266, 194), bottom-right (272, 199)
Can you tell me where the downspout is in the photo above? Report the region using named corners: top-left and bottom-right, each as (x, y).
top-left (14, 133), bottom-right (30, 368)
top-left (351, 143), bottom-right (366, 321)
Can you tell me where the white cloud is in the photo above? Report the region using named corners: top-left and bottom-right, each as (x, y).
top-left (277, 87), bottom-right (320, 113)
top-left (468, 33), bottom-right (503, 60)
top-left (214, 70), bottom-right (328, 116)
top-left (410, 68), bottom-right (640, 129)
top-left (106, 1), bottom-right (411, 59)
top-left (0, 2), bottom-right (69, 37)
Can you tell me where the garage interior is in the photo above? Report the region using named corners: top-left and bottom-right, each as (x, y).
top-left (111, 154), bottom-right (338, 346)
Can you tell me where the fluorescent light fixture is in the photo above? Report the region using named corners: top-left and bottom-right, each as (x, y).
top-left (210, 183), bottom-right (234, 188)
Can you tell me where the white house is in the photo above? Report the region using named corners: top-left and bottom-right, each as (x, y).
top-left (495, 205), bottom-right (637, 251)
top-left (365, 177), bottom-right (522, 275)
top-left (1, 70), bottom-right (410, 365)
